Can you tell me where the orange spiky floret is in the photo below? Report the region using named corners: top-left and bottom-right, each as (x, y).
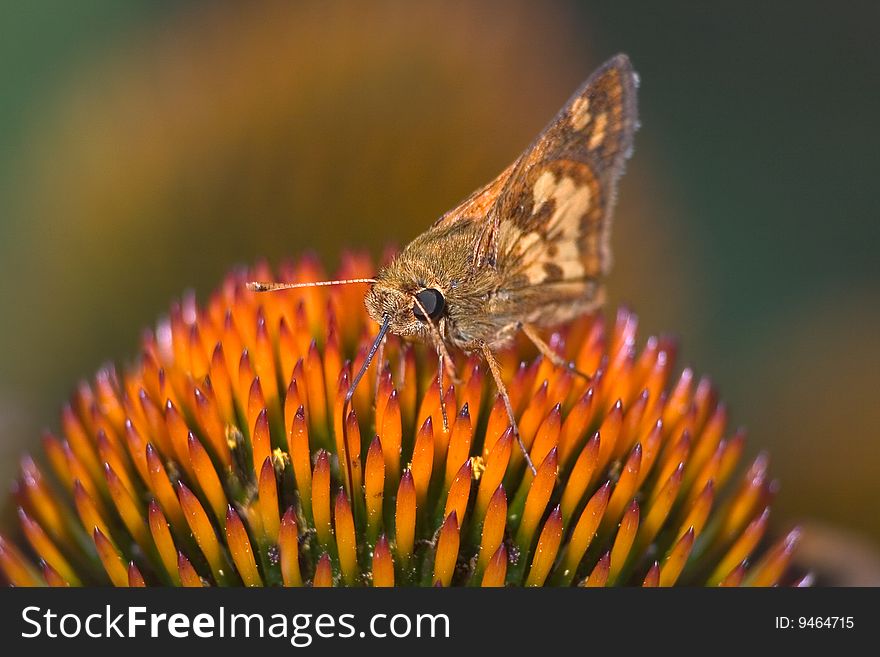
top-left (1, 255), bottom-right (802, 586)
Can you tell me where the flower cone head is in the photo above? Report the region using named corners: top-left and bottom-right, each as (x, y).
top-left (0, 255), bottom-right (800, 587)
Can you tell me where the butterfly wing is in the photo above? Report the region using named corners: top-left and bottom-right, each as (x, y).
top-left (431, 163), bottom-right (517, 230)
top-left (488, 54), bottom-right (639, 293)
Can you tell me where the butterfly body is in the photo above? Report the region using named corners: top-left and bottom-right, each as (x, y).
top-left (367, 215), bottom-right (600, 351)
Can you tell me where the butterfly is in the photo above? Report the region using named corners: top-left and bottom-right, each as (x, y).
top-left (250, 54), bottom-right (639, 474)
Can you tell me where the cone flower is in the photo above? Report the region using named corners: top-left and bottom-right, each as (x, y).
top-left (0, 254), bottom-right (802, 587)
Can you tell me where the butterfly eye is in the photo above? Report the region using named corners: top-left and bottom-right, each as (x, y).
top-left (412, 288), bottom-right (445, 322)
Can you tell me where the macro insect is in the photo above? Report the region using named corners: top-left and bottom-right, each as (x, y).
top-left (249, 54), bottom-right (639, 475)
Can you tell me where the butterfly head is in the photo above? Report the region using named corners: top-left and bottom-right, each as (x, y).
top-left (365, 275), bottom-right (449, 342)
top-left (364, 218), bottom-right (502, 347)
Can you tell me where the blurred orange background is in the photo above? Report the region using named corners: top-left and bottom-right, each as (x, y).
top-left (0, 1), bottom-right (878, 579)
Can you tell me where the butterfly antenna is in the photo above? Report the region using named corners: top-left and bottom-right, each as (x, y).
top-left (247, 278), bottom-right (376, 292)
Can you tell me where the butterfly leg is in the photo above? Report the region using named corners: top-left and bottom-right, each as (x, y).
top-left (479, 340), bottom-right (538, 476)
top-left (373, 332), bottom-right (387, 397)
top-left (441, 347), bottom-right (462, 387)
top-left (426, 328), bottom-right (459, 433)
top-left (436, 347), bottom-right (450, 433)
top-left (521, 323), bottom-right (592, 381)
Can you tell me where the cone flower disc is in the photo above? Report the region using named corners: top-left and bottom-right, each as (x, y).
top-left (0, 255), bottom-right (801, 587)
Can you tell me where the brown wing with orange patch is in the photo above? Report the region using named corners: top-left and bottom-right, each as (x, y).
top-left (489, 54), bottom-right (639, 286)
top-left (431, 163), bottom-right (516, 231)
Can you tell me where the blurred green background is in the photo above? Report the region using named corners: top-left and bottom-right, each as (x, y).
top-left (1, 1), bottom-right (878, 578)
